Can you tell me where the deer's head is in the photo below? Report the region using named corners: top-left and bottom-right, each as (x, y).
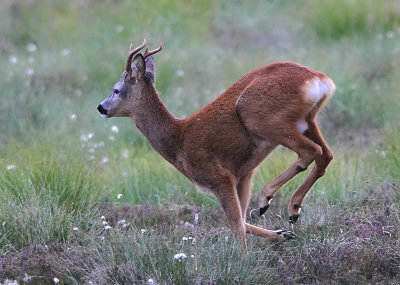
top-left (97, 39), bottom-right (162, 118)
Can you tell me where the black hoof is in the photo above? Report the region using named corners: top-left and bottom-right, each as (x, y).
top-left (259, 204), bottom-right (269, 216)
top-left (289, 214), bottom-right (300, 224)
top-left (276, 230), bottom-right (296, 240)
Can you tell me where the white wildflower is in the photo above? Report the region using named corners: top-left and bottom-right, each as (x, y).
top-left (87, 133), bottom-right (94, 139)
top-left (117, 219), bottom-right (126, 225)
top-left (191, 238), bottom-right (196, 245)
top-left (101, 236), bottom-right (105, 241)
top-left (61, 49), bottom-right (70, 56)
top-left (70, 113), bottom-right (77, 121)
top-left (9, 56), bottom-right (17, 64)
top-left (111, 125), bottom-right (119, 133)
top-left (104, 225), bottom-right (112, 230)
top-left (22, 273), bottom-right (32, 282)
top-left (141, 229), bottom-right (146, 233)
top-left (7, 165), bottom-right (15, 170)
top-left (176, 69), bottom-right (184, 77)
top-left (53, 277), bottom-right (60, 284)
top-left (182, 236), bottom-right (188, 241)
top-left (102, 221), bottom-right (108, 226)
top-left (117, 193), bottom-right (123, 199)
top-left (101, 157), bottom-right (109, 164)
top-left (27, 43), bottom-right (37, 52)
top-left (190, 255), bottom-right (194, 258)
top-left (75, 89), bottom-right (82, 97)
top-left (73, 227), bottom-right (79, 231)
top-left (174, 253), bottom-right (187, 261)
top-left (81, 134), bottom-right (88, 142)
top-left (101, 215), bottom-right (106, 220)
top-left (26, 68), bottom-right (34, 76)
top-left (115, 25), bottom-right (124, 33)
top-left (3, 279), bottom-right (19, 285)
top-left (225, 236), bottom-right (229, 242)
top-left (122, 149), bottom-right (129, 159)
top-left (194, 213), bottom-right (199, 224)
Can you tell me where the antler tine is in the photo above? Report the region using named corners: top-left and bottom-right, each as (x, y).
top-left (143, 43), bottom-right (163, 59)
top-left (125, 39), bottom-right (147, 72)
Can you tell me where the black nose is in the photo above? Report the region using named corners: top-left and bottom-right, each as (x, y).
top-left (97, 104), bottom-right (108, 115)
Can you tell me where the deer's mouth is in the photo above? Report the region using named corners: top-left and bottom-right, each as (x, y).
top-left (97, 104), bottom-right (110, 118)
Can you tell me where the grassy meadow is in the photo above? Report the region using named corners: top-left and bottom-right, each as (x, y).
top-left (0, 0), bottom-right (400, 284)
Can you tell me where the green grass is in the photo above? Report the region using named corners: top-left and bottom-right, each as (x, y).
top-left (0, 0), bottom-right (400, 283)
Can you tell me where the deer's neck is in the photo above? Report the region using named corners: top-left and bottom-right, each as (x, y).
top-left (131, 85), bottom-right (181, 164)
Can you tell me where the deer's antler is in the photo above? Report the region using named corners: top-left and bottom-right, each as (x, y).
top-left (143, 43), bottom-right (163, 59)
top-left (125, 39), bottom-right (147, 72)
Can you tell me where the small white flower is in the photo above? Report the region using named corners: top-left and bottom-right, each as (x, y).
top-left (26, 68), bottom-right (34, 76)
top-left (182, 236), bottom-right (188, 241)
top-left (101, 157), bottom-right (109, 164)
top-left (117, 219), bottom-right (126, 225)
top-left (9, 56), bottom-right (17, 64)
top-left (22, 273), bottom-right (32, 282)
top-left (73, 227), bottom-right (79, 231)
top-left (176, 69), bottom-right (184, 77)
top-left (109, 135), bottom-right (115, 141)
top-left (191, 238), bottom-right (196, 245)
top-left (387, 31), bottom-right (394, 39)
top-left (54, 277), bottom-right (60, 284)
top-left (141, 229), bottom-right (146, 233)
top-left (81, 134), bottom-right (88, 142)
top-left (122, 149), bottom-right (129, 159)
top-left (75, 89), bottom-right (82, 97)
top-left (7, 165), bottom-right (15, 170)
top-left (27, 43), bottom-right (37, 52)
top-left (174, 253), bottom-right (187, 260)
top-left (101, 215), bottom-right (106, 220)
top-left (87, 133), bottom-right (94, 139)
top-left (70, 113), bottom-right (77, 121)
top-left (188, 236), bottom-right (193, 240)
top-left (100, 236), bottom-right (105, 241)
top-left (115, 25), bottom-right (124, 33)
top-left (61, 49), bottom-right (70, 56)
top-left (225, 236), bottom-right (229, 242)
top-left (190, 255), bottom-right (195, 258)
top-left (104, 225), bottom-right (112, 230)
top-left (102, 221), bottom-right (108, 226)
top-left (194, 213), bottom-right (199, 224)
top-left (117, 193), bottom-right (123, 199)
top-left (111, 125), bottom-right (119, 133)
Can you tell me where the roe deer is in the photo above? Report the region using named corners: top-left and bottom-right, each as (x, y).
top-left (97, 39), bottom-right (335, 249)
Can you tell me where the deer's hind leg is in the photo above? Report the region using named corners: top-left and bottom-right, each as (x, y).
top-left (287, 119), bottom-right (333, 222)
top-left (255, 130), bottom-right (323, 217)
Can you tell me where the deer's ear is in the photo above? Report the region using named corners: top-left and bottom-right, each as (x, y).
top-left (129, 54), bottom-right (145, 81)
top-left (145, 56), bottom-right (156, 84)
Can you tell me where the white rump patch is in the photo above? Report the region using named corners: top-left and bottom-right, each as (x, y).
top-left (296, 119), bottom-right (308, 134)
top-left (303, 77), bottom-right (335, 103)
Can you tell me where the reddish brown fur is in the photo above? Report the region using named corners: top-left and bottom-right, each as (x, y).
top-left (98, 43), bottom-right (335, 249)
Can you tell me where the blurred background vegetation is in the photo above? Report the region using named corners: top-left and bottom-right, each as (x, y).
top-left (0, 0), bottom-right (399, 283)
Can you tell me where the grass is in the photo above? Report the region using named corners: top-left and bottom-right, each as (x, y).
top-left (0, 0), bottom-right (400, 284)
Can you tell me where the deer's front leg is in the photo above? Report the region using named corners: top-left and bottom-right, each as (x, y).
top-left (215, 182), bottom-right (247, 250)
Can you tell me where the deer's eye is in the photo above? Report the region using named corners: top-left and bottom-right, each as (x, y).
top-left (114, 89), bottom-right (120, 94)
